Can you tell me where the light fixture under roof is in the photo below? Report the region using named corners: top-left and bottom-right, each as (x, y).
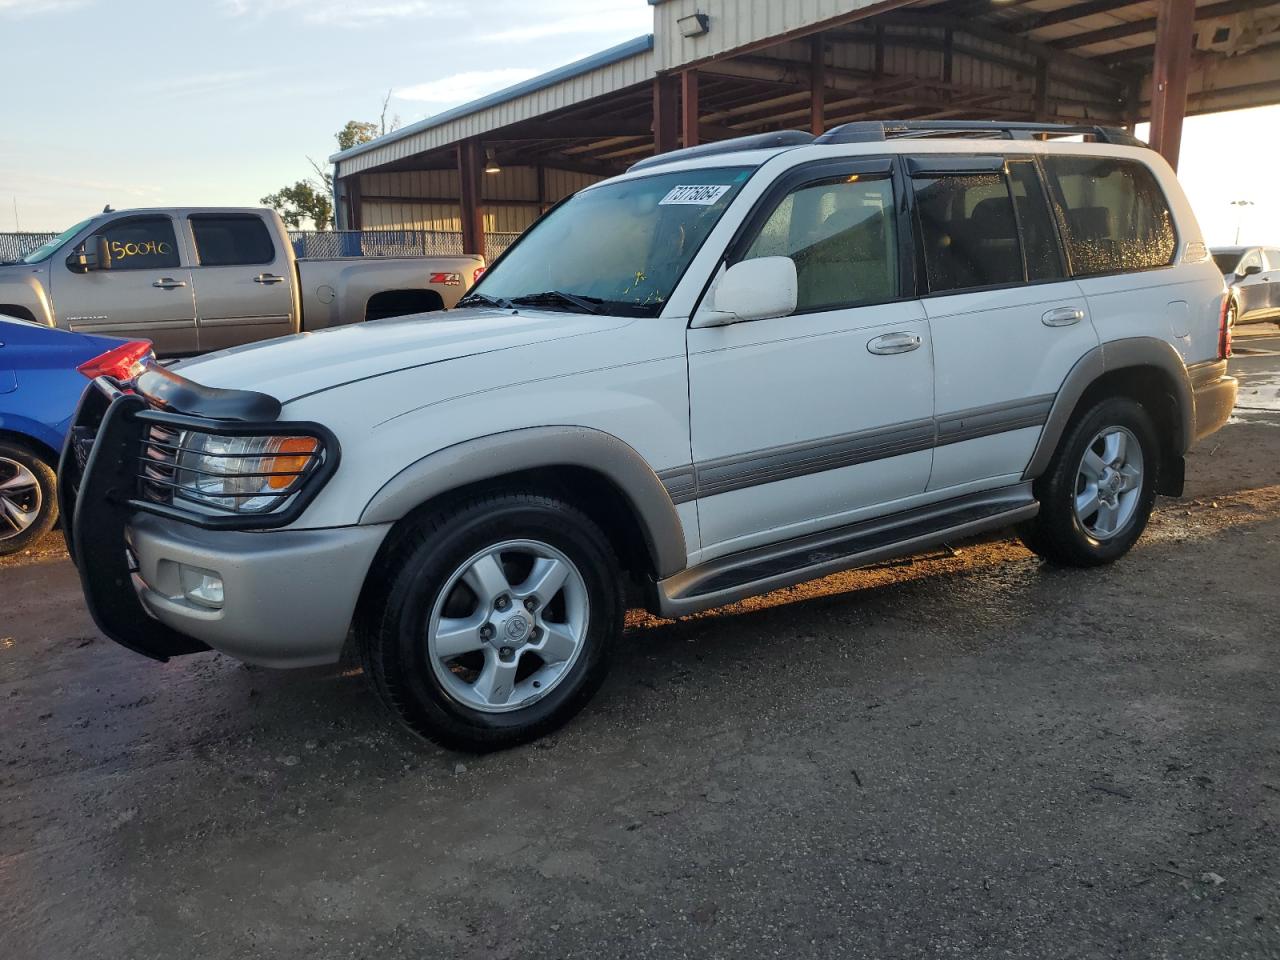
top-left (484, 147), bottom-right (501, 175)
top-left (678, 13), bottom-right (709, 38)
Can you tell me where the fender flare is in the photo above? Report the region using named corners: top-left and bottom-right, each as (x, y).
top-left (359, 425), bottom-right (688, 578)
top-left (1024, 336), bottom-right (1194, 480)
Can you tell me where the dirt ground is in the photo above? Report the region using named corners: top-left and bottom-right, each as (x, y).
top-left (2, 329), bottom-right (1279, 960)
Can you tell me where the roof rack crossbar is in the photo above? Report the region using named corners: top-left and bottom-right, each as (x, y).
top-left (814, 120), bottom-right (1147, 149)
top-left (628, 131), bottom-right (815, 172)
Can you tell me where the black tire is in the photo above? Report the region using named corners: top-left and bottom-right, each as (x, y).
top-left (1227, 298), bottom-right (1239, 328)
top-left (0, 441), bottom-right (58, 556)
top-left (357, 492), bottom-right (623, 752)
top-left (1019, 397), bottom-right (1160, 567)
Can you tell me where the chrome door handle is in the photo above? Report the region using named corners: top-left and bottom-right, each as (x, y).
top-left (867, 332), bottom-right (923, 355)
top-left (1042, 306), bottom-right (1085, 327)
top-left (152, 278), bottom-right (187, 289)
top-left (254, 273), bottom-right (285, 285)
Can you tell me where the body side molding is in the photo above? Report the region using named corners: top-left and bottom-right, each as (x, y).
top-left (359, 425), bottom-right (688, 578)
top-left (655, 484), bottom-right (1038, 618)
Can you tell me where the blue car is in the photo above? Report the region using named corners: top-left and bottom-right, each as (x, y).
top-left (0, 315), bottom-right (152, 554)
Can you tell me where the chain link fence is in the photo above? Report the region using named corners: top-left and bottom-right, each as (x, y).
top-left (0, 232), bottom-right (59, 263)
top-left (2, 229), bottom-right (521, 265)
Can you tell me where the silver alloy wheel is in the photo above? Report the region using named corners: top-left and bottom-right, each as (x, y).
top-left (0, 456), bottom-right (42, 540)
top-left (1074, 425), bottom-right (1144, 541)
top-left (426, 539), bottom-right (590, 714)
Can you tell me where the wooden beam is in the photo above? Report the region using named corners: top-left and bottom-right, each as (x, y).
top-left (653, 75), bottom-right (679, 154)
top-left (810, 35), bottom-right (826, 134)
top-left (1056, 0), bottom-right (1278, 50)
top-left (1034, 56), bottom-right (1049, 119)
top-left (682, 69), bottom-right (700, 148)
top-left (1149, 0), bottom-right (1195, 170)
top-left (456, 140), bottom-right (484, 256)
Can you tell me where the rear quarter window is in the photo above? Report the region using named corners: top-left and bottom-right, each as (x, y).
top-left (1040, 155), bottom-right (1176, 277)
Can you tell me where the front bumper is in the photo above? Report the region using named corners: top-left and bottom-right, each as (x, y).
top-left (128, 513), bottom-right (388, 667)
top-left (58, 378), bottom-right (387, 667)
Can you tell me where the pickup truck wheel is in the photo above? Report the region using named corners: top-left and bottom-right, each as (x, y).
top-left (1019, 397), bottom-right (1159, 567)
top-left (358, 493), bottom-right (622, 751)
top-left (0, 441), bottom-right (58, 556)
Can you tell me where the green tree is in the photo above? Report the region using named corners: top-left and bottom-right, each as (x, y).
top-left (262, 94), bottom-right (399, 231)
top-left (260, 181), bottom-right (333, 230)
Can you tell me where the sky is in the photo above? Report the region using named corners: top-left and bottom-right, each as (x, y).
top-left (1, 0), bottom-right (1276, 248)
top-left (0, 0), bottom-right (651, 231)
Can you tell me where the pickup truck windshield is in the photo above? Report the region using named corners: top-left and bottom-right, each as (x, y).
top-left (21, 218), bottom-right (93, 264)
top-left (468, 167), bottom-right (753, 317)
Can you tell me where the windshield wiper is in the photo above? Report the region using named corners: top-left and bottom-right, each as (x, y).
top-left (508, 290), bottom-right (602, 314)
top-left (456, 291), bottom-right (514, 310)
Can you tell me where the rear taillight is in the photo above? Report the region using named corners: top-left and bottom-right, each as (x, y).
top-left (1218, 295), bottom-right (1232, 360)
top-left (78, 340), bottom-right (155, 382)
top-left (472, 266), bottom-right (486, 285)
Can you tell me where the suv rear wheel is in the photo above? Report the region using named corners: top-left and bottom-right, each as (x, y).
top-left (358, 492), bottom-right (623, 751)
top-left (0, 441), bottom-right (58, 556)
top-left (1020, 397), bottom-right (1160, 567)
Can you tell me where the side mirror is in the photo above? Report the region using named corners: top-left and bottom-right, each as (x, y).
top-left (66, 235), bottom-right (111, 274)
top-left (1242, 263), bottom-right (1262, 277)
top-left (694, 256), bottom-right (798, 327)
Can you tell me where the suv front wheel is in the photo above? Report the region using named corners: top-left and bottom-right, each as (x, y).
top-left (1020, 397), bottom-right (1160, 567)
top-left (358, 492), bottom-right (623, 751)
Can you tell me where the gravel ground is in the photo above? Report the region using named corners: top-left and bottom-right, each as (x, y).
top-left (2, 330), bottom-right (1279, 960)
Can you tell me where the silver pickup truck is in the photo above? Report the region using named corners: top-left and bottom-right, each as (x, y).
top-left (0, 207), bottom-right (484, 356)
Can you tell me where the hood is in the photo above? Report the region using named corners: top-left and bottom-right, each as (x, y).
top-left (173, 307), bottom-right (630, 402)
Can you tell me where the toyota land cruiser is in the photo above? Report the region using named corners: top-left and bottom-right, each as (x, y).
top-left (60, 121), bottom-right (1237, 750)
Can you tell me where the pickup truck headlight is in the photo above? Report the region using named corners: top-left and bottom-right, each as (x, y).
top-left (173, 432), bottom-right (322, 514)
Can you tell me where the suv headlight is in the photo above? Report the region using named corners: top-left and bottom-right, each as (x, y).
top-left (174, 432), bottom-right (322, 514)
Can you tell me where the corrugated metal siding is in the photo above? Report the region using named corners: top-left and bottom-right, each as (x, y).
top-left (544, 169), bottom-right (602, 202)
top-left (337, 49), bottom-right (655, 177)
top-left (653, 0), bottom-right (885, 71)
top-left (355, 165), bottom-right (603, 232)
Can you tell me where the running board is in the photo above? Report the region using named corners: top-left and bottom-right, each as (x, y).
top-left (655, 485), bottom-right (1039, 618)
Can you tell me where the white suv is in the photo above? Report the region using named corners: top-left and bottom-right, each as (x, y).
top-left (62, 121), bottom-right (1237, 751)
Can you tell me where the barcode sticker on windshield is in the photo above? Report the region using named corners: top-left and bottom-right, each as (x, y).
top-left (659, 184), bottom-right (731, 206)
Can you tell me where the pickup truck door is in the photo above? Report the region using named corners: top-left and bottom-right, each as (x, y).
top-left (49, 214), bottom-right (198, 356)
top-left (185, 213), bottom-right (295, 351)
top-left (686, 159), bottom-right (934, 557)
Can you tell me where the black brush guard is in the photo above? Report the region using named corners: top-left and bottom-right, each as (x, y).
top-left (57, 380), bottom-right (210, 661)
top-left (57, 373), bottom-right (338, 662)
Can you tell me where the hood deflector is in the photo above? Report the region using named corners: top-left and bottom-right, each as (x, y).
top-left (136, 365), bottom-right (282, 422)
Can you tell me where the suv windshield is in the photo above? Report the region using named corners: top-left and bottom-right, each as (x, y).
top-left (21, 218), bottom-right (94, 264)
top-left (466, 166), bottom-right (754, 317)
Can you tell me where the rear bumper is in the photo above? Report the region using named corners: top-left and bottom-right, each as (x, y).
top-left (128, 514), bottom-right (388, 667)
top-left (1190, 361), bottom-right (1238, 443)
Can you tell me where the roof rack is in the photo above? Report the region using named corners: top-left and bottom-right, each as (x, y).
top-left (629, 130), bottom-right (814, 172)
top-left (815, 120), bottom-right (1147, 148)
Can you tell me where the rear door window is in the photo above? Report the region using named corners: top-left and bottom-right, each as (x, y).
top-left (189, 215), bottom-right (276, 267)
top-left (93, 216), bottom-right (180, 271)
top-left (1040, 156), bottom-right (1176, 277)
top-left (913, 170), bottom-right (1023, 292)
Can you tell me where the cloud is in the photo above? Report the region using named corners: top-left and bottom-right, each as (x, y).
top-left (0, 0), bottom-right (91, 15)
top-left (219, 0), bottom-right (650, 33)
top-left (394, 68), bottom-right (541, 105)
top-left (220, 0), bottom-right (455, 25)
